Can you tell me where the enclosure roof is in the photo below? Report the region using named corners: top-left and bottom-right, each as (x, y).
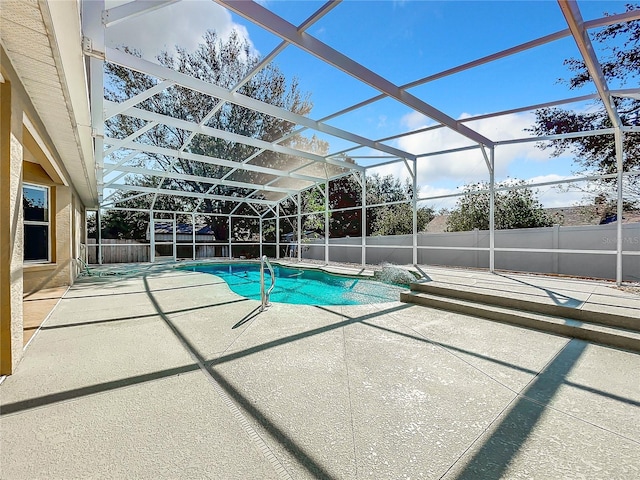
top-left (86, 0), bottom-right (640, 215)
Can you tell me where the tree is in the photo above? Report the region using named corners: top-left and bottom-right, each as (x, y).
top-left (446, 181), bottom-right (558, 232)
top-left (371, 203), bottom-right (433, 236)
top-left (529, 3), bottom-right (640, 207)
top-left (105, 32), bottom-right (435, 241)
top-left (105, 30), bottom-right (327, 236)
top-left (325, 173), bottom-right (434, 237)
top-left (366, 174), bottom-right (434, 235)
top-left (276, 172), bottom-right (434, 239)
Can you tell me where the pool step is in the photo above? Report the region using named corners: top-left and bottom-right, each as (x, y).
top-left (400, 285), bottom-right (640, 353)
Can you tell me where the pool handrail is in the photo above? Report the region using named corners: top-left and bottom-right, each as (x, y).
top-left (260, 255), bottom-right (276, 312)
top-left (76, 257), bottom-right (91, 276)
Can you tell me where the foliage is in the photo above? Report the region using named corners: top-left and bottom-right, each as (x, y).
top-left (529, 3), bottom-right (640, 206)
top-left (366, 174), bottom-right (434, 235)
top-left (105, 30), bottom-right (327, 237)
top-left (324, 173), bottom-right (434, 237)
top-left (99, 210), bottom-right (148, 239)
top-left (366, 173), bottom-right (410, 204)
top-left (446, 181), bottom-right (558, 232)
top-left (104, 31), bottom-right (433, 241)
top-left (371, 203), bottom-right (433, 236)
top-left (276, 172), bottom-right (434, 239)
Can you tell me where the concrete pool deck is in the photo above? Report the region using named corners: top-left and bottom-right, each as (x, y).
top-left (1, 264), bottom-right (639, 479)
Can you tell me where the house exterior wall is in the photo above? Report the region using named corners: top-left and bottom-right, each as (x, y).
top-left (1, 78), bottom-right (25, 374)
top-left (0, 47), bottom-right (87, 374)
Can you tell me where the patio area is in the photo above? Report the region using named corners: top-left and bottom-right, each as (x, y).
top-left (1, 264), bottom-right (639, 479)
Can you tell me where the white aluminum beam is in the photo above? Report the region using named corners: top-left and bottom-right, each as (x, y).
top-left (102, 191), bottom-right (149, 207)
top-left (315, 10), bottom-right (640, 126)
top-left (105, 100), bottom-right (365, 172)
top-left (83, 0), bottom-right (106, 202)
top-left (615, 128), bottom-right (624, 285)
top-left (103, 139), bottom-right (329, 183)
top-left (105, 80), bottom-right (175, 120)
top-left (409, 127), bottom-right (616, 160)
top-left (558, 0), bottom-right (622, 128)
top-left (200, 1), bottom-right (343, 208)
top-left (613, 89), bottom-right (640, 100)
top-left (405, 10), bottom-right (640, 92)
top-left (227, 1), bottom-right (340, 97)
top-left (109, 164), bottom-right (299, 194)
top-left (337, 90), bottom-right (628, 157)
top-left (102, 0), bottom-right (180, 27)
top-left (217, 0), bottom-right (495, 148)
top-left (104, 171), bottom-right (127, 188)
top-left (495, 128), bottom-right (616, 146)
top-left (103, 121), bottom-right (157, 156)
top-left (415, 170), bottom-right (640, 203)
top-left (106, 47), bottom-right (415, 161)
top-left (111, 183), bottom-right (277, 205)
top-left (104, 151), bottom-right (142, 175)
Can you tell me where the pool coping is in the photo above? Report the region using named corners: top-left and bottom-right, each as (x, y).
top-left (175, 258), bottom-right (381, 279)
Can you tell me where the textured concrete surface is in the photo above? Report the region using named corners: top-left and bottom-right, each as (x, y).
top-left (1, 264), bottom-right (639, 479)
top-left (22, 286), bottom-right (67, 344)
top-left (412, 265), bottom-right (640, 323)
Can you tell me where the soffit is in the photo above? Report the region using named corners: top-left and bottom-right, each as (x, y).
top-left (0, 0), bottom-right (97, 207)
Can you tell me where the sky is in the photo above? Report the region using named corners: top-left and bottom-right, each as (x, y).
top-left (104, 0), bottom-right (634, 210)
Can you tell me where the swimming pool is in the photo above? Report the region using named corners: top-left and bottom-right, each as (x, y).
top-left (182, 263), bottom-right (403, 305)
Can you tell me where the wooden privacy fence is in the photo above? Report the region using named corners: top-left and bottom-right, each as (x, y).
top-left (87, 240), bottom-right (225, 263)
top-left (87, 239), bottom-right (150, 263)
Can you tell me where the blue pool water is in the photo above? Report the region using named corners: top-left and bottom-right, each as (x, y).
top-left (182, 263), bottom-right (403, 305)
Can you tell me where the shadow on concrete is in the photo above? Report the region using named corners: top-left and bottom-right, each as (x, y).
top-left (6, 313), bottom-right (636, 420)
top-left (65, 279), bottom-right (226, 298)
top-left (1, 301), bottom-right (409, 421)
top-left (40, 298), bottom-right (249, 331)
top-left (22, 258), bottom-right (72, 298)
top-left (449, 339), bottom-right (588, 480)
top-left (360, 320), bottom-right (539, 377)
top-left (361, 321), bottom-right (640, 408)
top-left (140, 274), bottom-right (340, 480)
top-left (232, 305), bottom-right (262, 329)
top-left (7, 269), bottom-right (629, 478)
top-left (0, 363), bottom-right (200, 415)
top-left (494, 272), bottom-right (583, 308)
top-left (211, 303), bottom-right (411, 367)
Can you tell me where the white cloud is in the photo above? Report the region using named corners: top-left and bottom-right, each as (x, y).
top-left (413, 174), bottom-right (591, 210)
top-left (396, 111), bottom-right (558, 186)
top-left (417, 185), bottom-right (459, 210)
top-left (526, 173), bottom-right (573, 185)
top-left (525, 174), bottom-right (594, 207)
top-left (365, 161), bottom-right (411, 182)
top-left (105, 1), bottom-right (254, 60)
top-left (314, 26), bottom-right (327, 37)
top-left (402, 111), bottom-right (435, 130)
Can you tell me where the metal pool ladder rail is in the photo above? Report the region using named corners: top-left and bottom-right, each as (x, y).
top-left (260, 255), bottom-right (276, 312)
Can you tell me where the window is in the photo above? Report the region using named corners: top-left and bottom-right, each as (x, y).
top-left (23, 184), bottom-right (50, 262)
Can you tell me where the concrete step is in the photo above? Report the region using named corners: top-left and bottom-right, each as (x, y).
top-left (400, 290), bottom-right (640, 353)
top-left (408, 281), bottom-right (639, 332)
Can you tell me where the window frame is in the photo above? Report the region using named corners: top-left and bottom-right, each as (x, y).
top-left (23, 183), bottom-right (51, 263)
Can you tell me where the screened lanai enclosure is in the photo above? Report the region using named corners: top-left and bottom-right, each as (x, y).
top-left (83, 0), bottom-right (640, 284)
